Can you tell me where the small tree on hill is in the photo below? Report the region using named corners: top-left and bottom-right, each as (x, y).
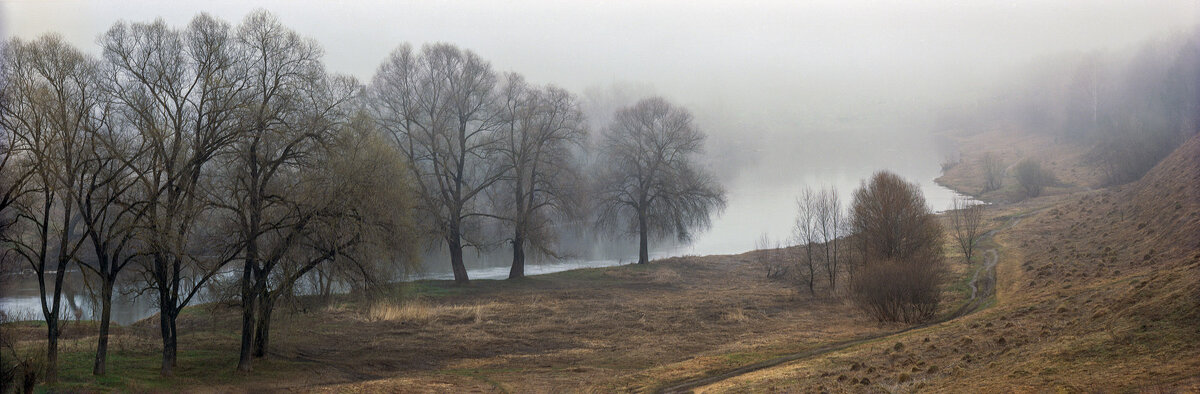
top-left (948, 196), bottom-right (984, 264)
top-left (980, 152), bottom-right (1004, 192)
top-left (1014, 158), bottom-right (1056, 197)
top-left (793, 188), bottom-right (820, 295)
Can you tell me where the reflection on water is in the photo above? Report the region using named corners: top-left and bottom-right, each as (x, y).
top-left (0, 270), bottom-right (160, 326)
top-left (0, 127), bottom-right (973, 326)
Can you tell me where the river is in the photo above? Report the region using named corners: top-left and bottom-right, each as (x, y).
top-left (0, 126), bottom-right (972, 325)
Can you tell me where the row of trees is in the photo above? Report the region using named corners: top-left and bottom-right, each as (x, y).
top-left (0, 13), bottom-right (421, 379)
top-left (0, 11), bottom-right (727, 382)
top-left (369, 46), bottom-right (725, 283)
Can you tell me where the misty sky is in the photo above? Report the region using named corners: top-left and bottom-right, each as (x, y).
top-left (4, 0), bottom-right (1196, 129)
top-left (3, 0), bottom-right (1198, 261)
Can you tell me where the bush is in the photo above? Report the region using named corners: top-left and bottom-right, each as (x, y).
top-left (1014, 159), bottom-right (1056, 197)
top-left (849, 171), bottom-right (945, 323)
top-left (754, 233), bottom-right (790, 279)
top-left (0, 311), bottom-right (40, 394)
top-left (850, 171), bottom-right (943, 263)
top-left (851, 259), bottom-right (943, 323)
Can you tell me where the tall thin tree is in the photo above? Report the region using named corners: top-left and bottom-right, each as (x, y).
top-left (100, 14), bottom-right (247, 376)
top-left (0, 34), bottom-right (98, 384)
top-left (494, 73), bottom-right (586, 279)
top-left (948, 196), bottom-right (984, 265)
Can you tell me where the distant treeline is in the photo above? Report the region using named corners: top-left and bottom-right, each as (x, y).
top-left (939, 29), bottom-right (1199, 185)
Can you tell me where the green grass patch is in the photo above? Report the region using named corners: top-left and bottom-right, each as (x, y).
top-left (45, 346), bottom-right (309, 392)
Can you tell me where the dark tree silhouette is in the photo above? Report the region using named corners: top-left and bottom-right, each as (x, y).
top-left (494, 73), bottom-right (586, 279)
top-left (594, 97), bottom-right (726, 264)
top-left (370, 43), bottom-right (503, 284)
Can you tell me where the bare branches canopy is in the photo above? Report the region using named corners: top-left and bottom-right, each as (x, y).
top-left (594, 97), bottom-right (727, 265)
top-left (369, 43), bottom-right (503, 285)
top-left (849, 171), bottom-right (944, 323)
top-left (0, 10), bottom-right (731, 383)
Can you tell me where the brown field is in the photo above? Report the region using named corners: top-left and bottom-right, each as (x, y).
top-left (700, 134), bottom-right (1200, 392)
top-left (7, 132), bottom-right (1197, 393)
top-left (6, 247), bottom-right (970, 392)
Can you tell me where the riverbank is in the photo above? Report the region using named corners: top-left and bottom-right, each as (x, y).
top-left (4, 231), bottom-right (995, 392)
top-left (934, 128), bottom-right (1100, 203)
top-left (700, 132), bottom-right (1200, 392)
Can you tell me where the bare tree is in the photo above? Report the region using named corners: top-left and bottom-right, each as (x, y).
top-left (0, 63), bottom-right (36, 241)
top-left (849, 171), bottom-right (944, 323)
top-left (100, 14), bottom-right (247, 376)
top-left (70, 107), bottom-right (148, 376)
top-left (494, 73), bottom-right (586, 279)
top-left (593, 97), bottom-right (726, 265)
top-left (793, 188), bottom-right (819, 296)
top-left (754, 232), bottom-right (788, 279)
top-left (1014, 158), bottom-right (1055, 197)
top-left (948, 196), bottom-right (984, 265)
top-left (980, 152), bottom-right (1004, 192)
top-left (248, 111), bottom-right (420, 362)
top-left (851, 172), bottom-right (943, 263)
top-left (211, 10), bottom-right (362, 372)
top-left (815, 187), bottom-right (843, 292)
top-left (0, 34), bottom-right (100, 384)
top-left (369, 43), bottom-right (503, 284)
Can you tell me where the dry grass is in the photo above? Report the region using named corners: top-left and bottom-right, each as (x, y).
top-left (936, 129), bottom-right (1100, 202)
top-left (0, 250), bottom-right (898, 392)
top-left (704, 133), bottom-right (1200, 393)
top-left (365, 300), bottom-right (496, 325)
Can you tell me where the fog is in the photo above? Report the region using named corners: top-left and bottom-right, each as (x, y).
top-left (3, 0), bottom-right (1197, 275)
top-left (6, 1), bottom-right (1193, 117)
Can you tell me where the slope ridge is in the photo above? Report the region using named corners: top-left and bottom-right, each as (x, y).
top-left (702, 133), bottom-right (1200, 392)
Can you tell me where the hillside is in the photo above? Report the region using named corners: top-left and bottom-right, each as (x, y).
top-left (935, 129), bottom-right (1101, 202)
top-left (704, 133), bottom-right (1200, 392)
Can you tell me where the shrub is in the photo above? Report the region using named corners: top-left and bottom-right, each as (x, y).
top-left (851, 259), bottom-right (943, 323)
top-left (849, 171), bottom-right (945, 323)
top-left (1014, 159), bottom-right (1056, 197)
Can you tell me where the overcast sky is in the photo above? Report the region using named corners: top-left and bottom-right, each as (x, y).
top-left (4, 1), bottom-right (1195, 120)
top-left (3, 0), bottom-right (1197, 260)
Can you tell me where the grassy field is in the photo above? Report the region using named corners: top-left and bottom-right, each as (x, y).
top-left (8, 131), bottom-right (1196, 393)
top-left (5, 228), bottom-right (995, 393)
top-left (697, 133), bottom-right (1200, 392)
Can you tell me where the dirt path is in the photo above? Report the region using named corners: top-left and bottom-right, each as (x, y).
top-left (659, 215), bottom-right (1024, 393)
top-left (969, 250), bottom-right (996, 301)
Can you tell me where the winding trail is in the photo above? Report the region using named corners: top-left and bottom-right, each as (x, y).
top-left (658, 215), bottom-right (1024, 394)
top-left (969, 250), bottom-right (996, 301)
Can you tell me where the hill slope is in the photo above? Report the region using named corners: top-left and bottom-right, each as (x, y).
top-left (705, 134), bottom-right (1200, 392)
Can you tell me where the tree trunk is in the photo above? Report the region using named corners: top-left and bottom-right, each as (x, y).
top-left (237, 260), bottom-right (258, 372)
top-left (92, 278), bottom-right (114, 375)
top-left (44, 318), bottom-right (58, 384)
top-left (805, 247), bottom-right (815, 296)
top-left (159, 308), bottom-right (175, 377)
top-left (508, 232), bottom-right (525, 279)
top-left (448, 235), bottom-right (469, 284)
top-left (830, 238), bottom-right (839, 292)
top-left (253, 289), bottom-right (273, 358)
top-left (637, 212), bottom-right (649, 264)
